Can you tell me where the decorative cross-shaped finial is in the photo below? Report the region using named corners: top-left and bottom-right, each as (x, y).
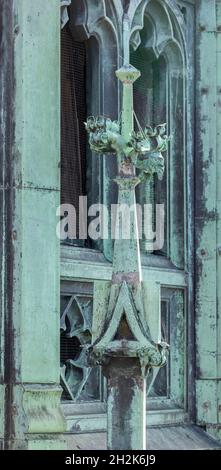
top-left (85, 17), bottom-right (169, 183)
top-left (84, 10), bottom-right (169, 366)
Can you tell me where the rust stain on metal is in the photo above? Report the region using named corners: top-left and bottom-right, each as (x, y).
top-left (201, 87), bottom-right (209, 95)
top-left (202, 401), bottom-right (211, 411)
top-left (198, 24), bottom-right (206, 32)
top-left (112, 272), bottom-right (140, 285)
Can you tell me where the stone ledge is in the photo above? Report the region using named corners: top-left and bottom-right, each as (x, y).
top-left (65, 425), bottom-right (221, 450)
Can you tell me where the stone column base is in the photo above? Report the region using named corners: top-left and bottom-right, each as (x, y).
top-left (3, 384), bottom-right (67, 450)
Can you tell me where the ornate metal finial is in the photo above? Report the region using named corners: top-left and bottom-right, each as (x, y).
top-left (84, 8), bottom-right (169, 425)
top-left (84, 8), bottom-right (170, 451)
top-left (85, 116), bottom-right (168, 182)
top-left (85, 16), bottom-right (169, 180)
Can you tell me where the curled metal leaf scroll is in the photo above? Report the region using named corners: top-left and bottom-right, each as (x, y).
top-left (85, 116), bottom-right (169, 182)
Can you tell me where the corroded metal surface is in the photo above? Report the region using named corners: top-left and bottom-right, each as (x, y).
top-left (85, 116), bottom-right (168, 183)
top-left (65, 426), bottom-right (221, 450)
top-left (85, 8), bottom-right (169, 450)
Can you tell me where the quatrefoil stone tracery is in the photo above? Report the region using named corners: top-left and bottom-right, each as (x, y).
top-left (60, 295), bottom-right (93, 401)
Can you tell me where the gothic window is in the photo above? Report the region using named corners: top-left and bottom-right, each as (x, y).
top-left (132, 51), bottom-right (168, 256)
top-left (131, 5), bottom-right (186, 267)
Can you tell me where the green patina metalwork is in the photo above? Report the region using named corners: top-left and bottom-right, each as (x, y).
top-left (85, 14), bottom-right (169, 370)
top-left (1, 0), bottom-right (221, 451)
top-left (85, 13), bottom-right (169, 450)
top-left (0, 0), bottom-right (66, 450)
top-left (85, 115), bottom-right (167, 182)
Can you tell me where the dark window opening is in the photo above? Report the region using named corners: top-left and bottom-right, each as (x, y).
top-left (61, 24), bottom-right (88, 246)
top-left (131, 45), bottom-right (168, 257)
